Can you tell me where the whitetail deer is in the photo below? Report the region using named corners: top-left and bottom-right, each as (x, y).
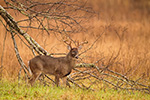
top-left (28, 42), bottom-right (83, 86)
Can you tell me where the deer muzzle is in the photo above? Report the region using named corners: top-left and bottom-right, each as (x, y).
top-left (75, 55), bottom-right (79, 59)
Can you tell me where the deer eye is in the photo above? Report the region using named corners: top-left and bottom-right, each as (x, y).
top-left (72, 50), bottom-right (78, 56)
top-left (72, 51), bottom-right (76, 55)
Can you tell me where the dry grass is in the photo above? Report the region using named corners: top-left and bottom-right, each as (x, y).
top-left (1, 80), bottom-right (150, 100)
top-left (0, 0), bottom-right (150, 80)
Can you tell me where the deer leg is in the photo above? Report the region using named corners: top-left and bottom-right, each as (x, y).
top-left (62, 77), bottom-right (71, 87)
top-left (55, 76), bottom-right (59, 87)
top-left (62, 77), bottom-right (67, 86)
top-left (29, 71), bottom-right (42, 86)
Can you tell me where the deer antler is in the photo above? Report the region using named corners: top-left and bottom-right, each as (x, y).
top-left (64, 40), bottom-right (72, 49)
top-left (75, 40), bottom-right (88, 50)
top-left (76, 41), bottom-right (88, 47)
top-left (79, 41), bottom-right (88, 46)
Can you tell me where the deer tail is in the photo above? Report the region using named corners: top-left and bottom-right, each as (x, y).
top-left (28, 61), bottom-right (32, 76)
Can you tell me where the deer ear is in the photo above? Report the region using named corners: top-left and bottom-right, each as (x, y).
top-left (78, 45), bottom-right (82, 50)
top-left (67, 45), bottom-right (71, 50)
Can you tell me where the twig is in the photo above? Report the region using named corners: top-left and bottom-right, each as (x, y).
top-left (78, 25), bottom-right (110, 56)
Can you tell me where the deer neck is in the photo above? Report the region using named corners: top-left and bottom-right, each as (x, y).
top-left (66, 53), bottom-right (76, 65)
top-left (67, 53), bottom-right (74, 60)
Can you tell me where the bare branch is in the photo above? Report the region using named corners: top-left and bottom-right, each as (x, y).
top-left (10, 28), bottom-right (29, 79)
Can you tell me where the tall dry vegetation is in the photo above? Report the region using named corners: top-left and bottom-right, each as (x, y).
top-left (0, 0), bottom-right (150, 80)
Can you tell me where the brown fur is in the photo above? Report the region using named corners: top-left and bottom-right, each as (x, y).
top-left (28, 47), bottom-right (79, 86)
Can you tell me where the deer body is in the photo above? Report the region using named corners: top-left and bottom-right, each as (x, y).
top-left (28, 46), bottom-right (79, 86)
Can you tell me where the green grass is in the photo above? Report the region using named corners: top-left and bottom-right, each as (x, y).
top-left (0, 79), bottom-right (150, 100)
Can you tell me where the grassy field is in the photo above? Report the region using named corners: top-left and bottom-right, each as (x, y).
top-left (0, 79), bottom-right (150, 100)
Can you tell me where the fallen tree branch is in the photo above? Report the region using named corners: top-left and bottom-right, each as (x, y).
top-left (10, 28), bottom-right (29, 80)
top-left (0, 5), bottom-right (49, 55)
